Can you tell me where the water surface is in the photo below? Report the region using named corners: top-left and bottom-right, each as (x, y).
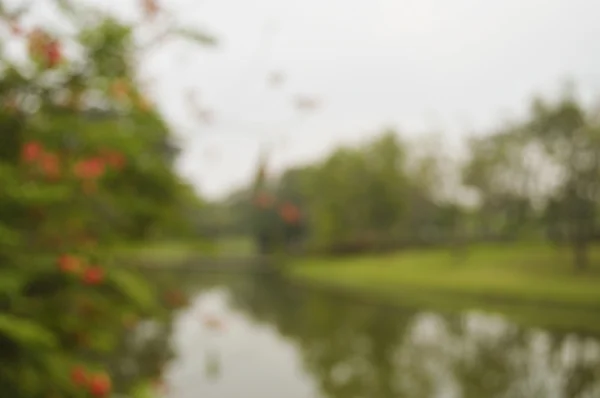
top-left (161, 274), bottom-right (600, 398)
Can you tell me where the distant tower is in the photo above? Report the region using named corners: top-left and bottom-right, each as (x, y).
top-left (252, 147), bottom-right (270, 194)
top-left (251, 147), bottom-right (274, 255)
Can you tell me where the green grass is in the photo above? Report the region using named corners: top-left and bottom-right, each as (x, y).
top-left (289, 243), bottom-right (600, 335)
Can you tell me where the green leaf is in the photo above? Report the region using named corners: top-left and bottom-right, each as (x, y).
top-left (0, 223), bottom-right (20, 248)
top-left (38, 354), bottom-right (73, 391)
top-left (171, 27), bottom-right (217, 46)
top-left (110, 269), bottom-right (156, 311)
top-left (0, 314), bottom-right (57, 349)
top-left (90, 330), bottom-right (117, 353)
top-left (131, 381), bottom-right (159, 398)
top-left (0, 269), bottom-right (25, 298)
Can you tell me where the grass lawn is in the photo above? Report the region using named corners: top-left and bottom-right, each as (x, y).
top-left (289, 243), bottom-right (600, 335)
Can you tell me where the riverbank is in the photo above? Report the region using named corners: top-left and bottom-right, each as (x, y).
top-left (288, 243), bottom-right (600, 335)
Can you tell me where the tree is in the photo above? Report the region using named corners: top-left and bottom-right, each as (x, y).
top-left (0, 1), bottom-right (211, 396)
top-left (362, 131), bottom-right (407, 240)
top-left (526, 94), bottom-right (600, 270)
top-left (462, 127), bottom-right (537, 241)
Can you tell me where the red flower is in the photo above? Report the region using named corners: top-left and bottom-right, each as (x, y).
top-left (74, 158), bottom-right (105, 180)
top-left (44, 40), bottom-right (61, 68)
top-left (57, 255), bottom-right (82, 274)
top-left (279, 202), bottom-right (301, 224)
top-left (82, 267), bottom-right (105, 285)
top-left (21, 141), bottom-right (43, 163)
top-left (88, 373), bottom-right (111, 397)
top-left (27, 29), bottom-right (62, 68)
top-left (70, 365), bottom-right (88, 386)
top-left (40, 152), bottom-right (60, 179)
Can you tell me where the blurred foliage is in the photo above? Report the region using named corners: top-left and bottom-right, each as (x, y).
top-left (224, 274), bottom-right (600, 398)
top-left (213, 90), bottom-right (600, 270)
top-left (0, 0), bottom-right (213, 396)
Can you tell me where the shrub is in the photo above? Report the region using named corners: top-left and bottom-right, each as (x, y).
top-left (0, 1), bottom-right (211, 396)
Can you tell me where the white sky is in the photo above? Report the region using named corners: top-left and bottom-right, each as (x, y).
top-left (15, 0), bottom-right (600, 199)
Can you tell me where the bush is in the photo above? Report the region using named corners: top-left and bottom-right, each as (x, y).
top-left (0, 1), bottom-right (209, 396)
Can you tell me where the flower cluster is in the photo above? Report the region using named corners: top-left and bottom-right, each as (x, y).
top-left (279, 202), bottom-right (301, 224)
top-left (27, 28), bottom-right (62, 68)
top-left (253, 191), bottom-right (302, 225)
top-left (16, 140), bottom-right (131, 394)
top-left (21, 141), bottom-right (60, 180)
top-left (70, 366), bottom-right (112, 397)
top-left (21, 141), bottom-right (126, 192)
top-left (57, 254), bottom-right (105, 285)
top-left (2, 3), bottom-right (200, 395)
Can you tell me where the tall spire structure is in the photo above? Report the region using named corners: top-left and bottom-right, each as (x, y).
top-left (252, 146), bottom-right (269, 193)
top-left (251, 146), bottom-right (274, 255)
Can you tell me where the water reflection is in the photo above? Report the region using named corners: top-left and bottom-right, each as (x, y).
top-left (165, 286), bottom-right (317, 398)
top-left (164, 274), bottom-right (600, 398)
top-left (110, 318), bottom-right (174, 395)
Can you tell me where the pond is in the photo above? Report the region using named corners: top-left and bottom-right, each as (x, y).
top-left (157, 273), bottom-right (600, 398)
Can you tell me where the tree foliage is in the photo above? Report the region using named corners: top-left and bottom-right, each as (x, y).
top-left (219, 89), bottom-right (600, 269)
top-left (0, 0), bottom-right (212, 396)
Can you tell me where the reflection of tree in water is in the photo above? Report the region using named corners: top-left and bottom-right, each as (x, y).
top-left (227, 274), bottom-right (412, 398)
top-left (107, 317), bottom-right (175, 394)
top-left (105, 271), bottom-right (230, 394)
top-left (396, 312), bottom-right (521, 397)
top-left (224, 274), bottom-right (600, 398)
top-left (397, 312), bottom-right (600, 397)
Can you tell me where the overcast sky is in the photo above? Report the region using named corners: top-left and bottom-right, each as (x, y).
top-left (28, 0), bottom-right (600, 199)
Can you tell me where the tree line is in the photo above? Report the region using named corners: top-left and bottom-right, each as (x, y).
top-left (212, 89), bottom-right (600, 271)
